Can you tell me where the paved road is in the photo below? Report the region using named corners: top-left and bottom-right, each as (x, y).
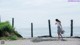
top-left (0, 38), bottom-right (80, 45)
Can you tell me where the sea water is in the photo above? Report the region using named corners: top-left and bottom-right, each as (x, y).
top-left (16, 27), bottom-right (80, 38)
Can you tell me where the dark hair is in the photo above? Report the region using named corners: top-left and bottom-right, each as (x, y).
top-left (55, 19), bottom-right (61, 23)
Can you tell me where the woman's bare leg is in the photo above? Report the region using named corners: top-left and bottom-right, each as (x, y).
top-left (58, 34), bottom-right (60, 40)
top-left (60, 33), bottom-right (63, 40)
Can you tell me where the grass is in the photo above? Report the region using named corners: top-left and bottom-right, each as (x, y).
top-left (0, 35), bottom-right (18, 40)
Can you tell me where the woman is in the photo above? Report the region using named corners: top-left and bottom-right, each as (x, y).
top-left (55, 19), bottom-right (63, 40)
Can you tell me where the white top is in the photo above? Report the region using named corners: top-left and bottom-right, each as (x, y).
top-left (56, 22), bottom-right (62, 29)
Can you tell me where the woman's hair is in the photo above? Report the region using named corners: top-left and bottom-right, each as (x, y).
top-left (55, 19), bottom-right (61, 23)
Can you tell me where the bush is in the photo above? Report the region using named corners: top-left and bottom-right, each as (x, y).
top-left (0, 21), bottom-right (14, 32)
top-left (0, 21), bottom-right (22, 40)
top-left (0, 21), bottom-right (14, 37)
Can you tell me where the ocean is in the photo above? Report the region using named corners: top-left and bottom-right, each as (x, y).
top-left (16, 27), bottom-right (80, 38)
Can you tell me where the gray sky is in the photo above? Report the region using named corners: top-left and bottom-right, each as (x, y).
top-left (0, 0), bottom-right (80, 28)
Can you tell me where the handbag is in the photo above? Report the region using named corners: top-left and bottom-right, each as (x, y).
top-left (61, 30), bottom-right (65, 34)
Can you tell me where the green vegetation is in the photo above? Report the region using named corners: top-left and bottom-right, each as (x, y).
top-left (0, 21), bottom-right (22, 40)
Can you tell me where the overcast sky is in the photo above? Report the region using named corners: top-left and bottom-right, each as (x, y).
top-left (0, 0), bottom-right (80, 28)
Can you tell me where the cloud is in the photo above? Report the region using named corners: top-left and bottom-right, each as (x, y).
top-left (0, 0), bottom-right (67, 9)
top-left (0, 0), bottom-right (80, 28)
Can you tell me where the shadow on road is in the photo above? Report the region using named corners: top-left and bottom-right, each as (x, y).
top-left (31, 37), bottom-right (67, 43)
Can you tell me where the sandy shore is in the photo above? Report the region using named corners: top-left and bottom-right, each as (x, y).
top-left (0, 38), bottom-right (80, 45)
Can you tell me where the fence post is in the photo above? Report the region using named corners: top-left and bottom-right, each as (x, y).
top-left (71, 20), bottom-right (73, 37)
top-left (31, 23), bottom-right (33, 37)
top-left (0, 16), bottom-right (1, 22)
top-left (12, 18), bottom-right (14, 28)
top-left (48, 20), bottom-right (52, 37)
